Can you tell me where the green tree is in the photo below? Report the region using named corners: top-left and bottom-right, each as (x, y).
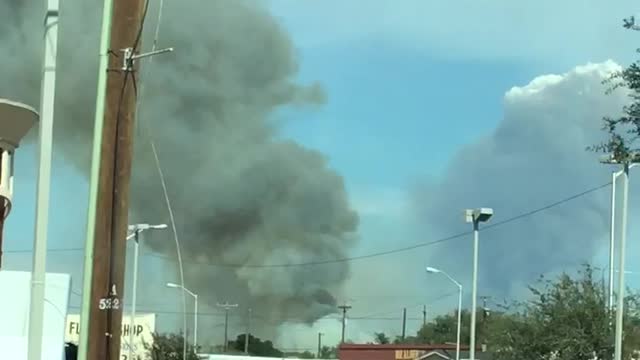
top-left (488, 265), bottom-right (640, 360)
top-left (318, 345), bottom-right (337, 358)
top-left (411, 266), bottom-right (640, 360)
top-left (373, 332), bottom-right (390, 344)
top-left (146, 333), bottom-right (199, 360)
top-left (286, 350), bottom-right (315, 358)
top-left (592, 16), bottom-right (640, 160)
top-left (417, 308), bottom-right (503, 346)
top-left (231, 334), bottom-right (283, 357)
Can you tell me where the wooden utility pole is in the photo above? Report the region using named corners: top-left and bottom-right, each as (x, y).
top-left (338, 304), bottom-right (352, 343)
top-left (401, 308), bottom-right (407, 340)
top-left (84, 0), bottom-right (145, 359)
top-left (317, 332), bottom-right (323, 358)
top-left (244, 308), bottom-right (252, 354)
top-left (422, 305), bottom-right (427, 327)
top-left (217, 302), bottom-right (238, 352)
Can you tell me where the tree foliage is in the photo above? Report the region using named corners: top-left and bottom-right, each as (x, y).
top-left (374, 332), bottom-right (391, 344)
top-left (231, 334), bottom-right (283, 357)
top-left (318, 345), bottom-right (337, 358)
top-left (414, 308), bottom-right (502, 346)
top-left (592, 17), bottom-right (640, 160)
top-left (492, 266), bottom-right (640, 360)
top-left (410, 265), bottom-right (640, 360)
top-left (407, 266), bottom-right (640, 360)
top-left (285, 350), bottom-right (316, 358)
top-left (147, 333), bottom-right (199, 360)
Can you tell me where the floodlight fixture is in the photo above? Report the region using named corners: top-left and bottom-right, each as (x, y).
top-left (465, 208), bottom-right (493, 224)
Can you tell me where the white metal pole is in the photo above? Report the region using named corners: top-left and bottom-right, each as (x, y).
top-left (194, 294), bottom-right (198, 352)
top-left (609, 171), bottom-right (618, 311)
top-left (456, 285), bottom-right (462, 360)
top-left (469, 222), bottom-right (479, 360)
top-left (27, 1), bottom-right (59, 359)
top-left (614, 163), bottom-right (630, 360)
top-left (129, 232), bottom-right (139, 360)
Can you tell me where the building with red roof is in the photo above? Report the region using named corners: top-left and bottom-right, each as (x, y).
top-left (338, 343), bottom-right (486, 360)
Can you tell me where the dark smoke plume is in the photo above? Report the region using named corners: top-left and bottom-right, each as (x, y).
top-left (413, 62), bottom-right (628, 298)
top-left (0, 0), bottom-right (358, 330)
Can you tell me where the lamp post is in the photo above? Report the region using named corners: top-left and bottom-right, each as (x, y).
top-left (126, 223), bottom-right (166, 360)
top-left (607, 163), bottom-right (638, 311)
top-left (27, 2), bottom-right (60, 360)
top-left (0, 99), bottom-right (39, 268)
top-left (601, 153), bottom-right (640, 360)
top-left (167, 282), bottom-right (199, 352)
top-left (464, 207), bottom-right (493, 360)
top-left (426, 267), bottom-right (462, 360)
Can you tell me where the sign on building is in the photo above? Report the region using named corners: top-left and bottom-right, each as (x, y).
top-left (0, 271), bottom-right (71, 360)
top-left (65, 313), bottom-right (156, 360)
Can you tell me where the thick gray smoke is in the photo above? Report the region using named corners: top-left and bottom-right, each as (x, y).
top-left (0, 0), bottom-right (358, 332)
top-left (413, 62), bottom-right (629, 298)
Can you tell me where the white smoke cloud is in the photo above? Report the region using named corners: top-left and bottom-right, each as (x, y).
top-left (413, 60), bottom-right (630, 301)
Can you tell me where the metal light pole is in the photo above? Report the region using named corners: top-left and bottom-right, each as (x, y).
top-left (465, 208), bottom-right (493, 360)
top-left (167, 283), bottom-right (199, 351)
top-left (126, 223), bottom-right (166, 360)
top-left (601, 154), bottom-right (639, 360)
top-left (27, 1), bottom-right (60, 358)
top-left (317, 332), bottom-right (323, 358)
top-left (608, 164), bottom-right (638, 311)
top-left (426, 267), bottom-right (462, 360)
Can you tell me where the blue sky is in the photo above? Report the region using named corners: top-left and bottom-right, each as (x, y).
top-left (280, 47), bottom-right (534, 187)
top-left (6, 0), bottom-right (640, 348)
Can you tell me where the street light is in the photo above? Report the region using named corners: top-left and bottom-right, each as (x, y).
top-left (166, 282), bottom-right (199, 352)
top-left (464, 207), bottom-right (493, 360)
top-left (607, 163), bottom-right (638, 311)
top-left (126, 223), bottom-right (167, 360)
top-left (0, 99), bottom-right (38, 268)
top-left (601, 153), bottom-right (640, 360)
top-left (426, 267), bottom-right (462, 360)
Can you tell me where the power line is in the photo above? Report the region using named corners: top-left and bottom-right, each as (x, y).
top-left (2, 181), bottom-right (611, 266)
top-left (141, 181), bottom-right (611, 268)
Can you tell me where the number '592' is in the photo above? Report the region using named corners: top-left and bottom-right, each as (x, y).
top-left (98, 298), bottom-right (120, 310)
